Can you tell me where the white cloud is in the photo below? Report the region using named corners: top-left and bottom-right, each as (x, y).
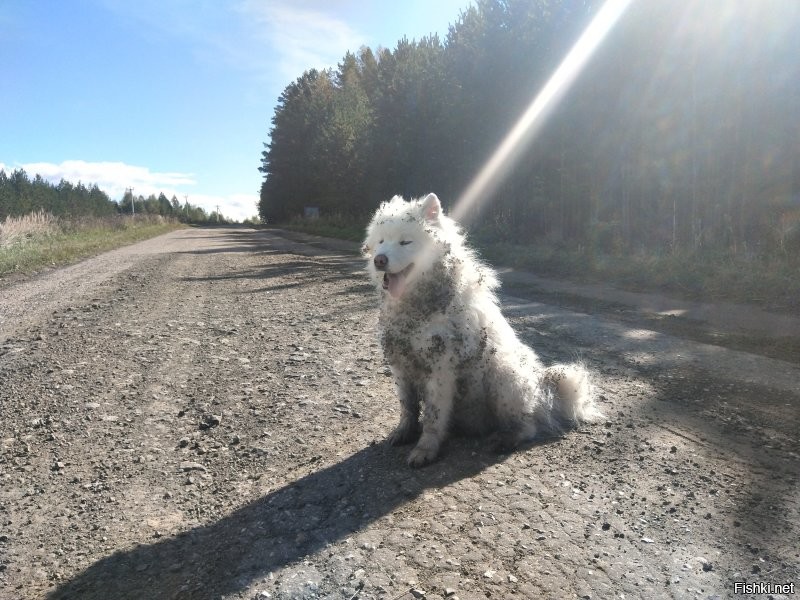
top-left (98, 0), bottom-right (366, 85)
top-left (2, 160), bottom-right (193, 200)
top-left (236, 1), bottom-right (367, 82)
top-left (1, 160), bottom-right (258, 222)
top-left (187, 192), bottom-right (260, 222)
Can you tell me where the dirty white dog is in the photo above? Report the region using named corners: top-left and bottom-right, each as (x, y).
top-left (363, 193), bottom-right (602, 467)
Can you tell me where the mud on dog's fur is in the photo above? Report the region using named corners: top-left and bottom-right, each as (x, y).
top-left (363, 193), bottom-right (603, 467)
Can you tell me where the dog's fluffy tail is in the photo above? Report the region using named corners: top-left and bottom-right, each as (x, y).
top-left (543, 363), bottom-right (604, 426)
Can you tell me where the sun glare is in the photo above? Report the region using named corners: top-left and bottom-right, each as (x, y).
top-left (451, 0), bottom-right (633, 225)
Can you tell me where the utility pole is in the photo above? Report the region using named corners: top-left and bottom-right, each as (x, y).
top-left (127, 187), bottom-right (135, 215)
top-left (184, 195), bottom-right (188, 221)
top-left (216, 205), bottom-right (220, 223)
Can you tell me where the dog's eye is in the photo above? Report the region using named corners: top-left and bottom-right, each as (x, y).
top-left (399, 241), bottom-right (413, 246)
top-left (379, 239), bottom-right (384, 244)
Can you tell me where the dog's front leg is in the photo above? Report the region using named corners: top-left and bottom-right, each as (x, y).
top-left (387, 373), bottom-right (421, 446)
top-left (408, 367), bottom-right (455, 467)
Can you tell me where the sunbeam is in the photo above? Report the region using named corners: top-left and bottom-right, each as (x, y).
top-left (451, 0), bottom-right (632, 225)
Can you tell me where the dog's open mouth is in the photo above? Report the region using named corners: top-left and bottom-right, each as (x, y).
top-left (382, 263), bottom-right (414, 298)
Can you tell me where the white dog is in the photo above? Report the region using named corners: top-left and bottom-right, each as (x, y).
top-left (363, 193), bottom-right (602, 467)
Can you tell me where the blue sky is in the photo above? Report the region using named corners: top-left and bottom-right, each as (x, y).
top-left (1, 0), bottom-right (472, 221)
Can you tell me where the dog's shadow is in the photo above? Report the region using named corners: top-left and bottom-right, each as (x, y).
top-left (47, 439), bottom-right (526, 600)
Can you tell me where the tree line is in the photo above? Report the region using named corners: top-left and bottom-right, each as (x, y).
top-left (0, 169), bottom-right (229, 224)
top-left (0, 169), bottom-right (116, 220)
top-left (258, 0), bottom-right (800, 257)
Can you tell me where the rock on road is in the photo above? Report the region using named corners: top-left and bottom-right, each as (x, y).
top-left (0, 227), bottom-right (798, 600)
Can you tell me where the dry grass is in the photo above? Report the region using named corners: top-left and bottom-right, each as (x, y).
top-left (0, 213), bottom-right (182, 276)
top-left (0, 211), bottom-right (60, 248)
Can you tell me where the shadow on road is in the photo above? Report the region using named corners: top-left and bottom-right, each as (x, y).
top-left (644, 370), bottom-right (800, 566)
top-left (528, 315), bottom-right (800, 578)
top-left (47, 440), bottom-right (508, 600)
top-left (180, 256), bottom-right (363, 294)
top-left (177, 228), bottom-right (365, 295)
top-left (44, 226), bottom-right (799, 597)
top-left (176, 228), bottom-right (361, 260)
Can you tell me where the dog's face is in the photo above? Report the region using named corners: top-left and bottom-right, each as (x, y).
top-left (363, 194), bottom-right (444, 300)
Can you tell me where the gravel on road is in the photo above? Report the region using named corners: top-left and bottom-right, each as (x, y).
top-left (1, 227), bottom-right (797, 600)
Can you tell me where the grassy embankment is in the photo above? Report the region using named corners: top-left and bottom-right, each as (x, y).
top-left (0, 211), bottom-right (183, 277)
top-left (277, 215), bottom-right (800, 312)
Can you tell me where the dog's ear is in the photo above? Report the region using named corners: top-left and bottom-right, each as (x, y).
top-left (420, 193), bottom-right (441, 223)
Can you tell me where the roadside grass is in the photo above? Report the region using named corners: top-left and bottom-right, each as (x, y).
top-left (0, 210), bottom-right (60, 247)
top-left (278, 214), bottom-right (366, 242)
top-left (476, 241), bottom-right (800, 311)
top-left (0, 213), bottom-right (183, 276)
top-left (278, 216), bottom-right (800, 312)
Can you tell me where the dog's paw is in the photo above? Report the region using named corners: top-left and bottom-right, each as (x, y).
top-left (387, 421), bottom-right (420, 446)
top-left (407, 440), bottom-right (439, 468)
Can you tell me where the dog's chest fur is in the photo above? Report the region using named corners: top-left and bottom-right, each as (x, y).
top-left (379, 262), bottom-right (486, 377)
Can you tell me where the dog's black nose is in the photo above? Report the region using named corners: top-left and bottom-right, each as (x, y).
top-left (374, 254), bottom-right (388, 270)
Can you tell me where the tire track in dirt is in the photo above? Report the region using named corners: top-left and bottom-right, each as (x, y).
top-left (0, 229), bottom-right (221, 343)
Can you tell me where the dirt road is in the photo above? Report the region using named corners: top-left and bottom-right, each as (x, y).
top-left (1, 227), bottom-right (797, 600)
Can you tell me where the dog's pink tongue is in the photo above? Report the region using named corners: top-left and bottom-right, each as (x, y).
top-left (387, 273), bottom-right (405, 298)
